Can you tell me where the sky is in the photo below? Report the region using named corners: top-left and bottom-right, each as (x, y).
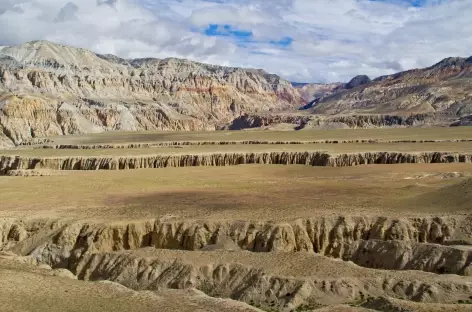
top-left (0, 0), bottom-right (471, 82)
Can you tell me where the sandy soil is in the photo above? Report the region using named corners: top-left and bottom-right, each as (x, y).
top-left (0, 259), bottom-right (260, 312)
top-left (4, 142), bottom-right (472, 156)
top-left (1, 164), bottom-right (471, 221)
top-left (2, 128), bottom-right (472, 312)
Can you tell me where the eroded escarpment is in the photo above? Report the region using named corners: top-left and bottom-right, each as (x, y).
top-left (73, 249), bottom-right (472, 311)
top-left (225, 113), bottom-right (455, 130)
top-left (2, 216), bottom-right (472, 311)
top-left (1, 151), bottom-right (471, 174)
top-left (2, 216), bottom-right (471, 273)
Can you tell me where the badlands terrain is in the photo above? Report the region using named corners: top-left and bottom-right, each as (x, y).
top-left (1, 40), bottom-right (472, 311)
top-left (1, 40), bottom-right (472, 148)
top-left (2, 126), bottom-right (472, 311)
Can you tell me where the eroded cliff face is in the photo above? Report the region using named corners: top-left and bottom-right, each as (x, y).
top-left (225, 113), bottom-right (450, 130)
top-left (2, 215), bottom-right (472, 311)
top-left (2, 216), bottom-right (470, 268)
top-left (0, 41), bottom-right (302, 146)
top-left (310, 57), bottom-right (472, 116)
top-left (2, 151), bottom-right (471, 175)
top-left (74, 250), bottom-right (472, 310)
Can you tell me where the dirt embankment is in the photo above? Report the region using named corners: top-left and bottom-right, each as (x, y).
top-left (2, 216), bottom-right (471, 274)
top-left (2, 216), bottom-right (472, 311)
top-left (1, 151), bottom-right (471, 175)
top-left (226, 113), bottom-right (455, 130)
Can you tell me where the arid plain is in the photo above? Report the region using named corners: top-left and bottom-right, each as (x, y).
top-left (1, 127), bottom-right (472, 312)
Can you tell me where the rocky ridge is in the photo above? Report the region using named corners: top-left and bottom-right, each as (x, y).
top-left (0, 41), bottom-right (302, 147)
top-left (225, 113), bottom-right (455, 130)
top-left (296, 75), bottom-right (372, 110)
top-left (293, 82), bottom-right (343, 103)
top-left (2, 41), bottom-right (472, 147)
top-left (309, 57), bottom-right (472, 116)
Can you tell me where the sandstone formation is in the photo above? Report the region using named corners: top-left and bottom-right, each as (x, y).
top-left (294, 75), bottom-right (371, 110)
top-left (226, 113), bottom-right (454, 130)
top-left (74, 249), bottom-right (472, 310)
top-left (293, 82), bottom-right (343, 103)
top-left (2, 209), bottom-right (472, 310)
top-left (2, 215), bottom-right (472, 310)
top-left (452, 115), bottom-right (472, 126)
top-left (2, 216), bottom-right (471, 268)
top-left (1, 40), bottom-right (472, 146)
top-left (0, 41), bottom-right (302, 147)
top-left (309, 57), bottom-right (472, 116)
top-left (0, 258), bottom-right (261, 312)
top-left (1, 151), bottom-right (471, 175)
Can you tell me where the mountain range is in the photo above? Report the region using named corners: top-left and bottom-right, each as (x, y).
top-left (1, 40), bottom-right (471, 147)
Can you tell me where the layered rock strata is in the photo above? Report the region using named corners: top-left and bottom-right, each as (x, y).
top-left (226, 113), bottom-right (454, 130)
top-left (310, 57), bottom-right (472, 116)
top-left (0, 41), bottom-right (302, 146)
top-left (1, 151), bottom-right (471, 175)
top-left (74, 249), bottom-right (472, 310)
top-left (2, 216), bottom-right (472, 310)
top-left (2, 216), bottom-right (471, 270)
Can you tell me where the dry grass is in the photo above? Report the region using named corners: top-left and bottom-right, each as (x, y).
top-left (4, 142), bottom-right (472, 157)
top-left (1, 164), bottom-right (471, 221)
top-left (45, 127), bottom-right (472, 145)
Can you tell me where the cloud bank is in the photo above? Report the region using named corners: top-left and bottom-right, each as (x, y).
top-left (0, 0), bottom-right (471, 82)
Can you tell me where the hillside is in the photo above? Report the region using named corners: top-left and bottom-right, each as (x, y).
top-left (2, 41), bottom-right (472, 146)
top-left (0, 41), bottom-right (302, 147)
top-left (310, 57), bottom-right (472, 116)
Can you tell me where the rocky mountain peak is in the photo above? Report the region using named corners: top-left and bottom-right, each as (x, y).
top-left (345, 75), bottom-right (371, 89)
top-left (0, 40), bottom-right (303, 147)
top-left (430, 56), bottom-right (471, 69)
top-left (0, 40), bottom-right (116, 70)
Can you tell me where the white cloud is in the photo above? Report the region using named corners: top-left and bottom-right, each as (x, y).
top-left (0, 0), bottom-right (471, 82)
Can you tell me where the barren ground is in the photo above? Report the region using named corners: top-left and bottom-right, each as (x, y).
top-left (1, 127), bottom-right (472, 312)
top-left (5, 142), bottom-right (472, 156)
top-left (44, 127), bottom-right (472, 145)
top-left (1, 164), bottom-right (472, 221)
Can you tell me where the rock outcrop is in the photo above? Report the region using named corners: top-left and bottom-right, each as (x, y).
top-left (3, 216), bottom-right (472, 311)
top-left (225, 113), bottom-right (452, 130)
top-left (310, 57), bottom-right (472, 115)
top-left (2, 151), bottom-right (470, 175)
top-left (0, 41), bottom-right (302, 146)
top-left (2, 41), bottom-right (472, 146)
top-left (3, 216), bottom-right (471, 269)
top-left (74, 249), bottom-right (472, 310)
top-left (344, 75), bottom-right (372, 90)
top-left (293, 82), bottom-right (343, 103)
top-left (451, 115), bottom-right (472, 127)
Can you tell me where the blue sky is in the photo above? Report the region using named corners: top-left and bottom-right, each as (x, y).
top-left (0, 0), bottom-right (471, 82)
